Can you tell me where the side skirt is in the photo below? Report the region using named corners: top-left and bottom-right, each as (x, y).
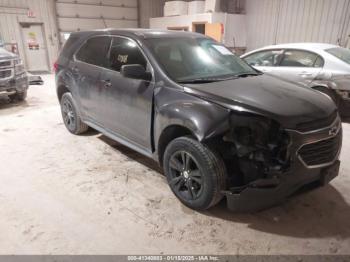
top-left (84, 120), bottom-right (156, 160)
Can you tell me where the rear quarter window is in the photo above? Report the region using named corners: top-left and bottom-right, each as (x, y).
top-left (75, 36), bottom-right (111, 68)
top-left (57, 34), bottom-right (81, 64)
top-left (326, 47), bottom-right (350, 65)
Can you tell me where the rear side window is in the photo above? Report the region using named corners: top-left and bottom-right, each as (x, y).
top-left (75, 36), bottom-right (111, 67)
top-left (244, 50), bottom-right (283, 67)
top-left (280, 50), bottom-right (323, 67)
top-left (326, 47), bottom-right (350, 65)
top-left (107, 37), bottom-right (147, 72)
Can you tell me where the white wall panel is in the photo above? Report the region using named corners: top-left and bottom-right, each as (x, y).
top-left (56, 3), bottom-right (137, 20)
top-left (58, 18), bottom-right (137, 32)
top-left (56, 0), bottom-right (138, 37)
top-left (245, 0), bottom-right (350, 51)
top-left (57, 0), bottom-right (137, 7)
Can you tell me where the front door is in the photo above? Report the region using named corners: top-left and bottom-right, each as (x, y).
top-left (100, 36), bottom-right (154, 151)
top-left (243, 49), bottom-right (284, 75)
top-left (21, 24), bottom-right (49, 72)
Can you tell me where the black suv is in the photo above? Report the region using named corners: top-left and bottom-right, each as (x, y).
top-left (56, 29), bottom-right (342, 212)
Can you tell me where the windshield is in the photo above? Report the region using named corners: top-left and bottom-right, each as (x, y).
top-left (145, 37), bottom-right (257, 83)
top-left (326, 47), bottom-right (350, 65)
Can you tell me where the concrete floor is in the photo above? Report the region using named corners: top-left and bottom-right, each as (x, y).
top-left (0, 74), bottom-right (350, 255)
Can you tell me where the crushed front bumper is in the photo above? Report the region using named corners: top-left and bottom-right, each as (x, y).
top-left (0, 73), bottom-right (28, 97)
top-left (224, 117), bottom-right (342, 212)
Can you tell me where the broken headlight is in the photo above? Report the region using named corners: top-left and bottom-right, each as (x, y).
top-left (223, 113), bottom-right (290, 186)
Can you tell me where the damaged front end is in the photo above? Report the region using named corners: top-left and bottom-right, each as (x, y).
top-left (213, 111), bottom-right (341, 212)
top-left (223, 113), bottom-right (290, 188)
top-left (213, 113), bottom-right (294, 212)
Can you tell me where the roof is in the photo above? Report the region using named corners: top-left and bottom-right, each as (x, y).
top-left (256, 42), bottom-right (339, 52)
top-left (71, 28), bottom-right (206, 40)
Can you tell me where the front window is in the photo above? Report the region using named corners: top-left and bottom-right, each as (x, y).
top-left (75, 36), bottom-right (111, 68)
top-left (107, 37), bottom-right (147, 72)
top-left (326, 47), bottom-right (350, 65)
top-left (145, 37), bottom-right (256, 83)
top-left (244, 50), bottom-right (283, 67)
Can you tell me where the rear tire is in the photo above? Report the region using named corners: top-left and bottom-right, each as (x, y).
top-left (163, 137), bottom-right (227, 210)
top-left (60, 92), bottom-right (89, 135)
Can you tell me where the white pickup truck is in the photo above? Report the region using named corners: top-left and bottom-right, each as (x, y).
top-left (0, 47), bottom-right (28, 101)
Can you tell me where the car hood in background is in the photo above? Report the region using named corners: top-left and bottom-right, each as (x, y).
top-left (0, 48), bottom-right (17, 60)
top-left (184, 74), bottom-right (337, 130)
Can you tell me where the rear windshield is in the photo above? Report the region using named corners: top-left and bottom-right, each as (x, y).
top-left (326, 47), bottom-right (350, 65)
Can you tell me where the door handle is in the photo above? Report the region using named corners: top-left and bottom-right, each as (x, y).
top-left (101, 79), bottom-right (111, 88)
top-left (298, 72), bottom-right (313, 76)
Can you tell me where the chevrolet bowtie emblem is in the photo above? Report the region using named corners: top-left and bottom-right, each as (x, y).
top-left (329, 124), bottom-right (339, 136)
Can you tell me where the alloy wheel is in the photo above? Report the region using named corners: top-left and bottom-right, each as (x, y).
top-left (169, 151), bottom-right (203, 200)
top-left (62, 99), bottom-right (76, 130)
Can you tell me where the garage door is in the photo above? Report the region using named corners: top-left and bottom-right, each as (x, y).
top-left (56, 0), bottom-right (138, 44)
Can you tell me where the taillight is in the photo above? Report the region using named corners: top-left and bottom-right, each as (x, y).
top-left (53, 61), bottom-right (58, 73)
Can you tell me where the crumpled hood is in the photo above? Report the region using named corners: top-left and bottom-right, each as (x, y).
top-left (184, 74), bottom-right (337, 129)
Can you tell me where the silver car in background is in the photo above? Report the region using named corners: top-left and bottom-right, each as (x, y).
top-left (241, 43), bottom-right (350, 119)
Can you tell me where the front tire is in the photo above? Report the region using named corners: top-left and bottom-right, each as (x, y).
top-left (9, 90), bottom-right (27, 102)
top-left (60, 92), bottom-right (89, 135)
top-left (163, 137), bottom-right (227, 210)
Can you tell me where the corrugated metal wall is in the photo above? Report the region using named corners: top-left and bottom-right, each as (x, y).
top-left (56, 0), bottom-right (138, 39)
top-left (0, 0), bottom-right (59, 71)
top-left (245, 0), bottom-right (350, 51)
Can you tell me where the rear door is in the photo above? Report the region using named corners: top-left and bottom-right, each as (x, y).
top-left (71, 36), bottom-right (111, 123)
top-left (99, 36), bottom-right (154, 151)
top-left (273, 49), bottom-right (324, 86)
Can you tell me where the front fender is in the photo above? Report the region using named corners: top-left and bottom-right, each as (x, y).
top-left (154, 86), bottom-right (231, 144)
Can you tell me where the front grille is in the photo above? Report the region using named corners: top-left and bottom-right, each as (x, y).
top-left (296, 111), bottom-right (338, 133)
top-left (0, 61), bottom-right (12, 68)
top-left (0, 69), bottom-right (12, 79)
top-left (298, 132), bottom-right (342, 167)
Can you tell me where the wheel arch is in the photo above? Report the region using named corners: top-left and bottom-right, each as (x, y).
top-left (57, 84), bottom-right (70, 101)
top-left (310, 84), bottom-right (332, 90)
top-left (157, 124), bottom-right (196, 166)
top-left (154, 101), bottom-right (231, 165)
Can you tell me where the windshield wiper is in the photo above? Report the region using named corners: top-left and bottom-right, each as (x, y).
top-left (177, 76), bottom-right (238, 84)
top-left (235, 72), bottom-right (261, 78)
top-left (177, 78), bottom-right (221, 84)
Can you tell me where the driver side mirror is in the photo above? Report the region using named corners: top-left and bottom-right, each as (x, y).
top-left (120, 64), bottom-right (152, 81)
